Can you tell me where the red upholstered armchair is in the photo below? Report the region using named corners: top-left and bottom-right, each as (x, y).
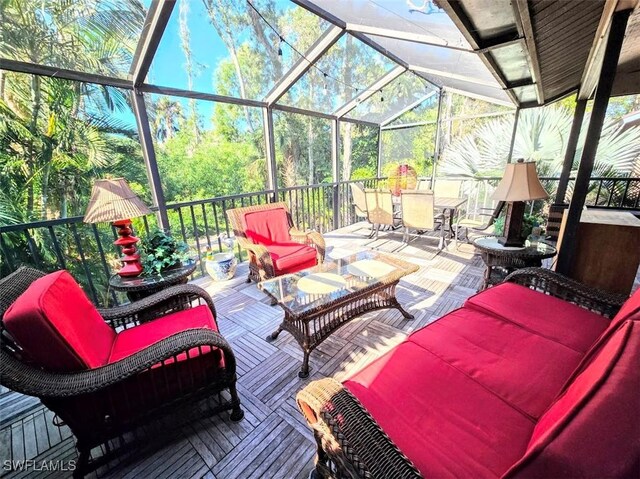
top-left (0, 267), bottom-right (243, 475)
top-left (227, 202), bottom-right (325, 282)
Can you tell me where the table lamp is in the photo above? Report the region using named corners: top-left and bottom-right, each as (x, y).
top-left (491, 159), bottom-right (548, 247)
top-left (84, 178), bottom-right (152, 277)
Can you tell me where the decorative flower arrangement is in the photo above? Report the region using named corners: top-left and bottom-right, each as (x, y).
top-left (139, 230), bottom-right (190, 276)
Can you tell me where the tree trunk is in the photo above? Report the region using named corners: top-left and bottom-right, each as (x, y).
top-left (26, 75), bottom-right (42, 216)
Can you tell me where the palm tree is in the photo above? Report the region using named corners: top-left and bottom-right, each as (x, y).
top-left (439, 105), bottom-right (640, 179)
top-left (151, 97), bottom-right (184, 144)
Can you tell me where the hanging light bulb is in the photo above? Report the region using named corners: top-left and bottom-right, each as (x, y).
top-left (278, 36), bottom-right (284, 56)
top-left (323, 73), bottom-right (328, 95)
top-left (380, 89), bottom-right (384, 102)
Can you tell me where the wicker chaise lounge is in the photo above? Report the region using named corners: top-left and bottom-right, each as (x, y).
top-left (0, 267), bottom-right (243, 476)
top-left (297, 268), bottom-right (639, 478)
top-left (227, 201), bottom-right (326, 282)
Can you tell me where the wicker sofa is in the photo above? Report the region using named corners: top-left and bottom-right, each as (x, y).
top-left (297, 268), bottom-right (640, 478)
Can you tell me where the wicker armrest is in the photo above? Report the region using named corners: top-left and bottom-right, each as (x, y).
top-left (505, 267), bottom-right (627, 318)
top-left (0, 329), bottom-right (236, 398)
top-left (98, 284), bottom-right (217, 327)
top-left (297, 378), bottom-right (421, 479)
top-left (290, 228), bottom-right (326, 262)
top-left (236, 237), bottom-right (275, 278)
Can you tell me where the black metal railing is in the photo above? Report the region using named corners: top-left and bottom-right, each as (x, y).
top-left (1, 175), bottom-right (637, 306)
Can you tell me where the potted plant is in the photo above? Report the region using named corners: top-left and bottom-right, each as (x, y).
top-left (205, 234), bottom-right (237, 281)
top-left (494, 213), bottom-right (546, 243)
top-left (139, 230), bottom-right (190, 276)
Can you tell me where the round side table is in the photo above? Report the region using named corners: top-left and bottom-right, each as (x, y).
top-left (109, 262), bottom-right (197, 302)
top-left (473, 236), bottom-right (557, 291)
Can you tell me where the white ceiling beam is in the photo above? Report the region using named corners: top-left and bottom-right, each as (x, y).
top-left (409, 65), bottom-right (498, 87)
top-left (334, 65), bottom-right (406, 118)
top-left (442, 87), bottom-right (516, 108)
top-left (380, 90), bottom-right (438, 126)
top-left (512, 0), bottom-right (545, 104)
top-left (264, 25), bottom-right (344, 106)
top-left (578, 0), bottom-right (619, 100)
top-left (345, 23), bottom-right (473, 53)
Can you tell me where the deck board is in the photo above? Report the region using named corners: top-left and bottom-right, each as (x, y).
top-left (3, 223), bottom-right (635, 478)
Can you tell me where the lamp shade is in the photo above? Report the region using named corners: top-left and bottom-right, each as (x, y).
top-left (491, 161), bottom-right (549, 202)
top-left (84, 178), bottom-right (152, 223)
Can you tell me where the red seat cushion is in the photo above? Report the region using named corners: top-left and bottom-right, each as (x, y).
top-left (109, 304), bottom-right (218, 364)
top-left (266, 243), bottom-right (318, 274)
top-left (408, 307), bottom-right (584, 419)
top-left (344, 342), bottom-right (535, 478)
top-left (610, 287), bottom-right (640, 328)
top-left (465, 283), bottom-right (609, 353)
top-left (3, 270), bottom-right (116, 372)
top-left (505, 320), bottom-right (640, 478)
top-left (243, 207), bottom-right (291, 245)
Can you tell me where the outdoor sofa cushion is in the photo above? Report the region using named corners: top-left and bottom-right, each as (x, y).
top-left (464, 282), bottom-right (610, 352)
top-left (266, 243), bottom-right (318, 275)
top-left (3, 270), bottom-right (116, 371)
top-left (341, 284), bottom-right (640, 478)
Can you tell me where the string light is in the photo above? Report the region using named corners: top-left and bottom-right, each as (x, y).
top-left (246, 0), bottom-right (389, 96)
top-left (323, 73), bottom-right (328, 95)
top-left (380, 89), bottom-right (384, 102)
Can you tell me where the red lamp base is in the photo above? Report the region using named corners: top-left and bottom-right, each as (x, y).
top-left (112, 219), bottom-right (143, 277)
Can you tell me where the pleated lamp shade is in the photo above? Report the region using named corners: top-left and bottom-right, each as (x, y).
top-left (491, 161), bottom-right (549, 202)
top-left (84, 178), bottom-right (152, 223)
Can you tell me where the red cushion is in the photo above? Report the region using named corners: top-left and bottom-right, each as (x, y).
top-left (344, 342), bottom-right (534, 478)
top-left (266, 243), bottom-right (318, 274)
top-left (408, 307), bottom-right (584, 419)
top-left (109, 304), bottom-right (218, 364)
top-left (506, 320), bottom-right (640, 478)
top-left (611, 287), bottom-right (640, 328)
top-left (243, 207), bottom-right (291, 245)
top-left (465, 283), bottom-right (609, 353)
top-left (3, 270), bottom-right (115, 371)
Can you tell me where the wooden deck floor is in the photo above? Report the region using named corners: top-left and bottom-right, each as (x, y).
top-left (0, 224), bottom-right (553, 478)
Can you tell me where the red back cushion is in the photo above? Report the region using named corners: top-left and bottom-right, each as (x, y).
top-left (611, 287), bottom-right (640, 328)
top-left (3, 270), bottom-right (116, 372)
top-left (505, 321), bottom-right (640, 478)
top-left (243, 207), bottom-right (291, 245)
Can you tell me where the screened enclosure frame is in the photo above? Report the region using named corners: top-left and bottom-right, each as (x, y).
top-left (0, 0), bottom-right (522, 230)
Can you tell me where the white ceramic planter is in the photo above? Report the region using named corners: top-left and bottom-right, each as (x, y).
top-left (205, 253), bottom-right (237, 281)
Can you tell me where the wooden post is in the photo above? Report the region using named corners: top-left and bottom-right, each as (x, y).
top-left (556, 9), bottom-right (632, 275)
top-left (263, 107), bottom-right (278, 202)
top-left (555, 99), bottom-right (587, 203)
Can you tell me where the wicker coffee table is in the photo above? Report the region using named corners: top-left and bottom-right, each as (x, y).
top-left (258, 251), bottom-right (419, 378)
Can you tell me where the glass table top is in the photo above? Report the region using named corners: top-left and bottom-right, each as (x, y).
top-left (474, 236), bottom-right (557, 256)
top-left (259, 250), bottom-right (418, 317)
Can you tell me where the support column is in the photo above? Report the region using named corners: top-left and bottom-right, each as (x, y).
top-left (556, 9), bottom-right (632, 275)
top-left (332, 118), bottom-right (340, 230)
top-left (131, 89), bottom-right (169, 230)
top-left (430, 89), bottom-right (445, 188)
top-left (506, 108), bottom-right (520, 162)
top-left (376, 126), bottom-right (383, 178)
top-left (555, 99), bottom-right (587, 203)
top-left (263, 107), bottom-right (278, 202)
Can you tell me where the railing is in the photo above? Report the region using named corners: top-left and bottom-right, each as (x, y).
top-left (1, 175), bottom-right (637, 306)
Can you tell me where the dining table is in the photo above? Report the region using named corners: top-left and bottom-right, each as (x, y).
top-left (392, 195), bottom-right (468, 241)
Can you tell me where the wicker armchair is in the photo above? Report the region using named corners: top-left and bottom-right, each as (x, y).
top-left (0, 267), bottom-right (243, 476)
top-left (226, 202), bottom-right (325, 282)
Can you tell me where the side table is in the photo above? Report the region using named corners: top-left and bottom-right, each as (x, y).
top-left (109, 262), bottom-right (197, 302)
top-left (473, 236), bottom-right (557, 291)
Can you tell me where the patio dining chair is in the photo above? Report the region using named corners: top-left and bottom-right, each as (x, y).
top-left (0, 267), bottom-right (243, 476)
top-left (433, 179), bottom-right (463, 198)
top-left (364, 189), bottom-right (401, 239)
top-left (349, 182), bottom-right (374, 237)
top-left (400, 190), bottom-right (446, 249)
top-left (416, 178), bottom-right (433, 192)
top-left (454, 201), bottom-right (505, 248)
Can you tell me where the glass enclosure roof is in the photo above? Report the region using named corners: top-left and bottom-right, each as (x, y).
top-left (345, 72), bottom-right (437, 123)
top-left (1, 0), bottom-right (522, 126)
top-left (2, 0), bottom-right (146, 79)
top-left (311, 0), bottom-right (472, 50)
top-left (278, 33), bottom-right (395, 114)
top-left (148, 0), bottom-right (328, 99)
